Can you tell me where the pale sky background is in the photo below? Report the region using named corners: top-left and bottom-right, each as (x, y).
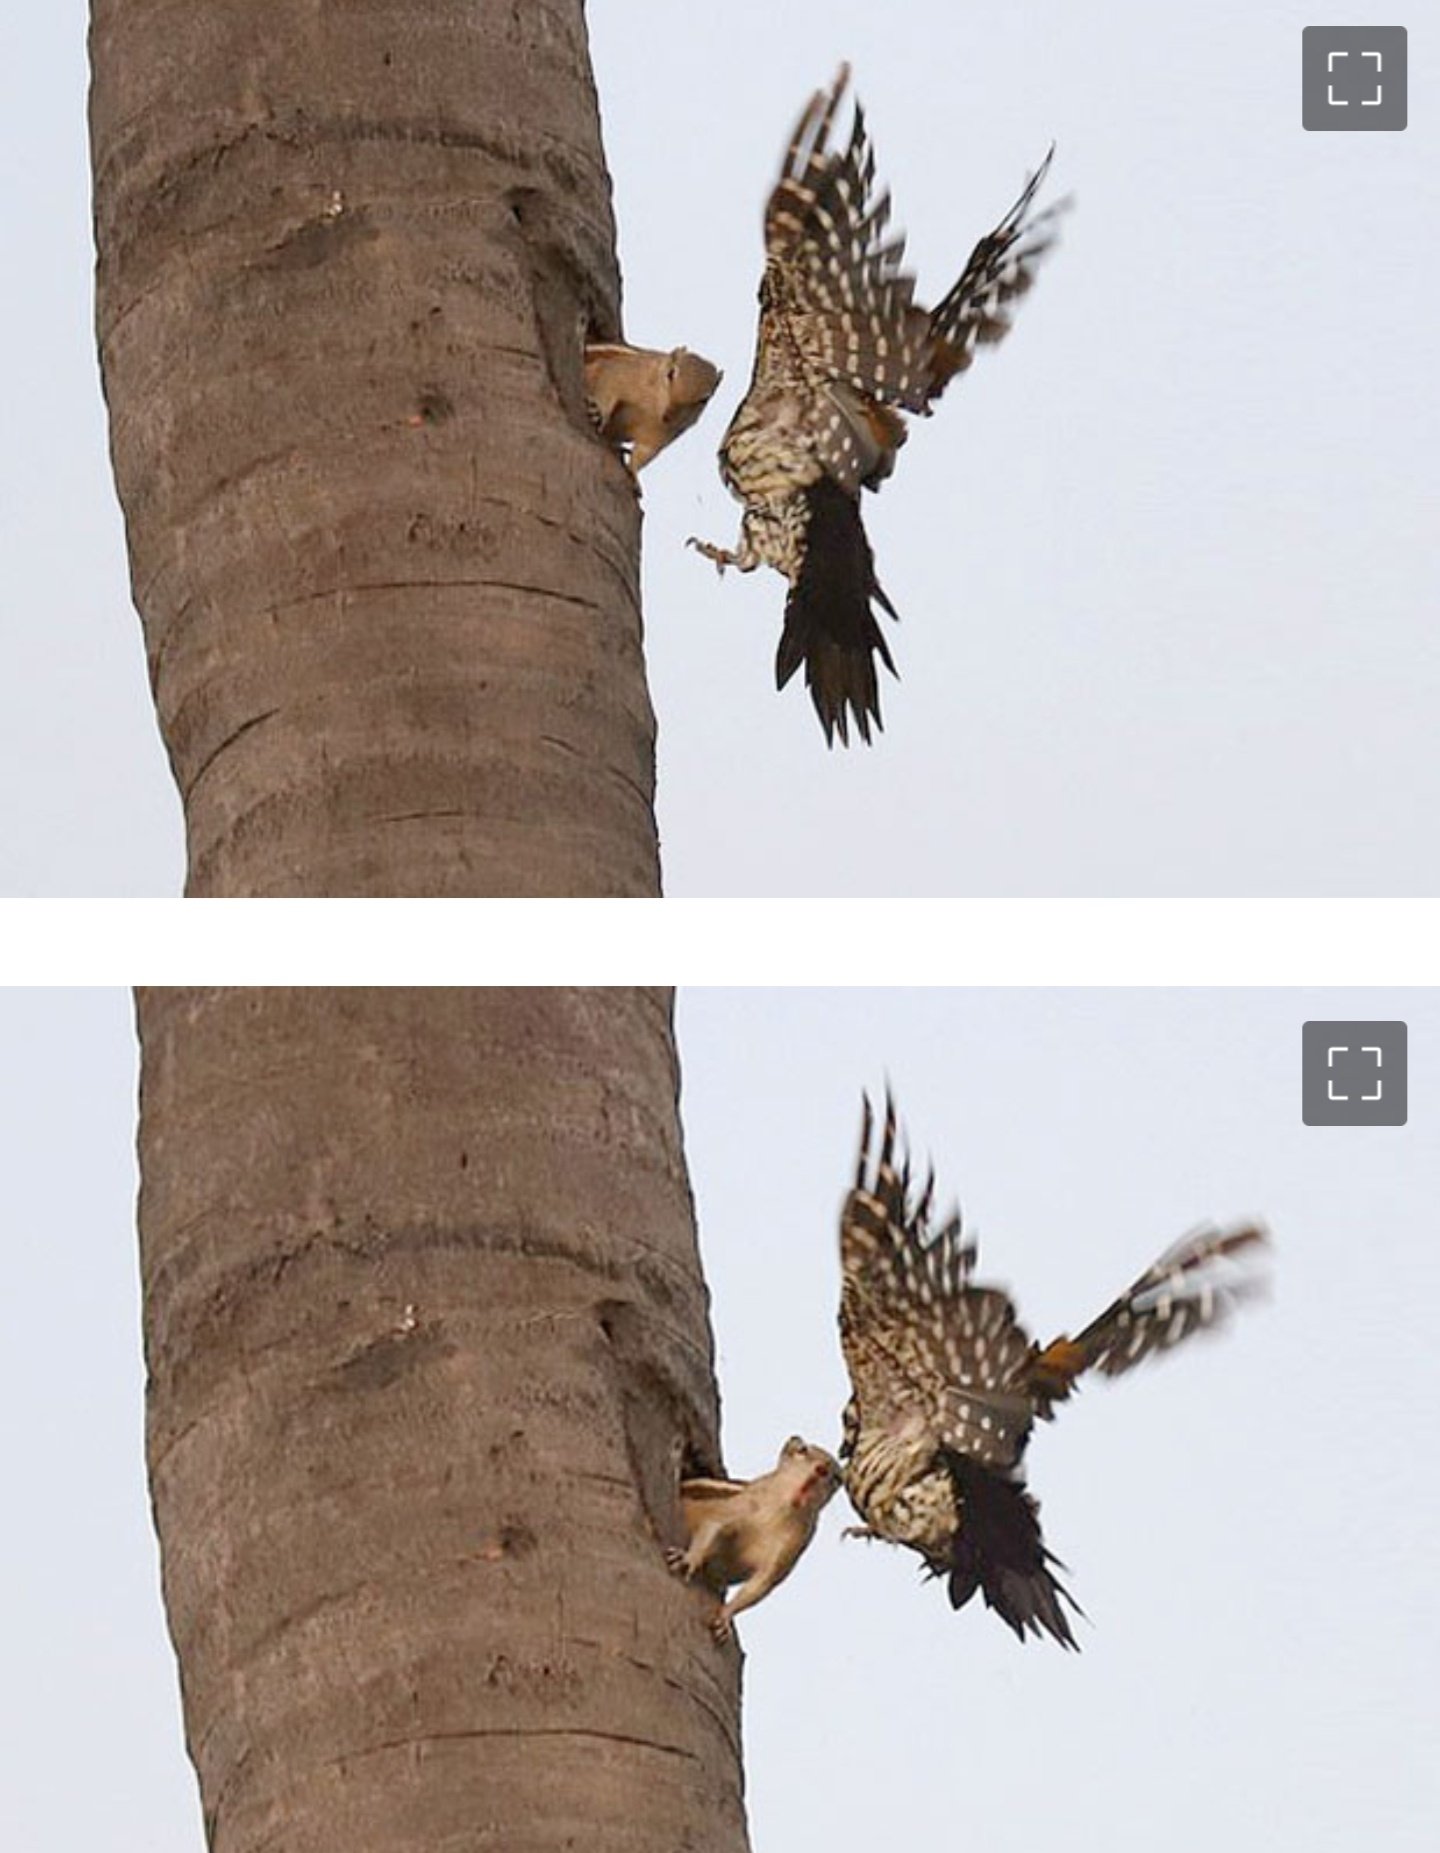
top-left (2, 987), bottom-right (1436, 1851)
top-left (2, 3), bottom-right (1437, 895)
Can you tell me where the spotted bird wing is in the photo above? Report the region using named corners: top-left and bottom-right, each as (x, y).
top-left (840, 1094), bottom-right (1037, 1475)
top-left (763, 67), bottom-right (934, 424)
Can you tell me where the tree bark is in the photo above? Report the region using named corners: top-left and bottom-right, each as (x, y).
top-left (136, 988), bottom-right (747, 1853)
top-left (92, 3), bottom-right (658, 896)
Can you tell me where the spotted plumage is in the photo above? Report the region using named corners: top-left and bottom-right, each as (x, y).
top-left (690, 66), bottom-right (1062, 745)
top-left (838, 1094), bottom-right (1269, 1645)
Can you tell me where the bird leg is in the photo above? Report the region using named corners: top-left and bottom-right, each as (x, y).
top-left (686, 535), bottom-right (744, 575)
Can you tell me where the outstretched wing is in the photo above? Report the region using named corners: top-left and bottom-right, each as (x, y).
top-left (763, 65), bottom-right (933, 415)
top-left (926, 148), bottom-right (1065, 396)
top-left (839, 1093), bottom-right (1036, 1471)
top-left (1023, 1224), bottom-right (1270, 1406)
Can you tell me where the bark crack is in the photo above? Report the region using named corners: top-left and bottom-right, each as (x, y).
top-left (375, 809), bottom-right (471, 824)
top-left (607, 761), bottom-right (654, 813)
top-left (257, 578), bottom-right (604, 612)
top-left (479, 579), bottom-right (603, 613)
top-left (327, 1725), bottom-right (700, 1767)
top-left (181, 707), bottom-right (281, 800)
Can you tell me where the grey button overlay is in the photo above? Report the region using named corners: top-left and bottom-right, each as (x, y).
top-left (1303, 27), bottom-right (1408, 130)
top-left (1302, 1021), bottom-right (1408, 1125)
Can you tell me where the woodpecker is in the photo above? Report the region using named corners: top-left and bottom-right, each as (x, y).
top-left (838, 1095), bottom-right (1268, 1645)
top-left (690, 66), bottom-right (1061, 744)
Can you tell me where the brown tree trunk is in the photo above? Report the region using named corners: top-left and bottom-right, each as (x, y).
top-left (91, 3), bottom-right (657, 896)
top-left (136, 988), bottom-right (747, 1853)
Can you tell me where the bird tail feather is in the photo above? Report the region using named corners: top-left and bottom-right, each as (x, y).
top-left (777, 477), bottom-right (898, 747)
top-left (940, 1450), bottom-right (1081, 1649)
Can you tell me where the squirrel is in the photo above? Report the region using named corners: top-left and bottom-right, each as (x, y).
top-left (666, 1436), bottom-right (841, 1641)
top-left (583, 341), bottom-right (722, 477)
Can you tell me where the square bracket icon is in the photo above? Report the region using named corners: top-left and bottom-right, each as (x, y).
top-left (1303, 27), bottom-right (1408, 130)
top-left (1302, 1021), bottom-right (1407, 1125)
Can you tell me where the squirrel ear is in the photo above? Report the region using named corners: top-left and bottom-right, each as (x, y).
top-left (783, 1434), bottom-right (805, 1454)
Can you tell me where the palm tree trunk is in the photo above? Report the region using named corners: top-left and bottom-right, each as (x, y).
top-left (91, 3), bottom-right (657, 896)
top-left (136, 988), bottom-right (746, 1852)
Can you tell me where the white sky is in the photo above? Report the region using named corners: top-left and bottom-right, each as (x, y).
top-left (3, 988), bottom-right (1437, 1852)
top-left (2, 3), bottom-right (1437, 895)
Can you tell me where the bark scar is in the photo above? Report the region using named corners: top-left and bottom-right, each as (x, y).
top-left (505, 186), bottom-right (618, 429)
top-left (182, 707), bottom-right (281, 800)
top-left (595, 1299), bottom-right (723, 1548)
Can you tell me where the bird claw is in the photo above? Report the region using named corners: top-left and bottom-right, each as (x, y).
top-left (686, 536), bottom-right (731, 576)
top-left (841, 1525), bottom-right (882, 1543)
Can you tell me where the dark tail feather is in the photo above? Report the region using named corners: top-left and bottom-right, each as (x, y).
top-left (776, 476), bottom-right (898, 747)
top-left (941, 1450), bottom-right (1082, 1649)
